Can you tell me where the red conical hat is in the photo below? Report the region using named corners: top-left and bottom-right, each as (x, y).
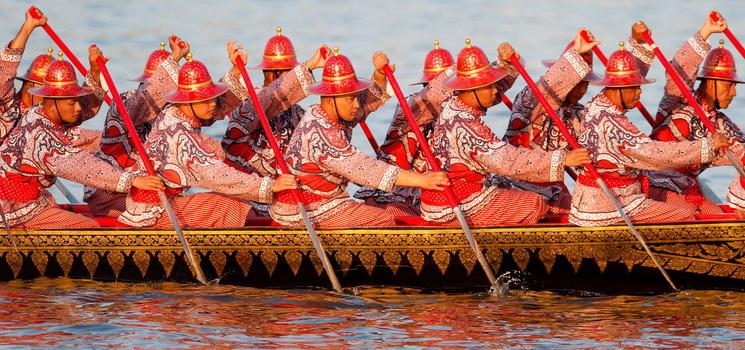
top-left (16, 47), bottom-right (55, 84)
top-left (131, 41), bottom-right (171, 82)
top-left (445, 39), bottom-right (509, 91)
top-left (591, 41), bottom-right (655, 87)
top-left (252, 27), bottom-right (299, 71)
top-left (412, 40), bottom-right (454, 85)
top-left (308, 47), bottom-right (372, 96)
top-left (164, 53), bottom-right (229, 103)
top-left (28, 53), bottom-right (93, 99)
top-left (541, 41), bottom-right (602, 82)
top-left (697, 39), bottom-right (744, 83)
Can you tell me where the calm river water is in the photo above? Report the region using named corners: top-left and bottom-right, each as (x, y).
top-left (2, 0), bottom-right (745, 348)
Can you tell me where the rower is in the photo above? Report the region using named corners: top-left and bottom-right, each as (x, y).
top-left (268, 48), bottom-right (450, 228)
top-left (503, 28), bottom-right (602, 215)
top-left (221, 27), bottom-right (326, 216)
top-left (354, 39), bottom-right (455, 216)
top-left (0, 47), bottom-right (164, 229)
top-left (420, 39), bottom-right (591, 226)
top-left (570, 24), bottom-right (729, 227)
top-left (647, 14), bottom-right (739, 215)
top-left (84, 37), bottom-right (189, 217)
top-left (118, 43), bottom-right (298, 228)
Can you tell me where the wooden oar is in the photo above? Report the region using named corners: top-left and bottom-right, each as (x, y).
top-left (95, 54), bottom-right (209, 286)
top-left (235, 56), bottom-right (342, 293)
top-left (28, 6), bottom-right (112, 106)
top-left (54, 182), bottom-right (78, 204)
top-left (710, 11), bottom-right (745, 60)
top-left (382, 64), bottom-right (500, 290)
top-left (580, 30), bottom-right (658, 126)
top-left (641, 30), bottom-right (745, 180)
top-left (0, 205), bottom-right (19, 254)
top-left (508, 53), bottom-right (679, 291)
top-left (359, 121), bottom-right (380, 153)
top-left (581, 29), bottom-right (720, 202)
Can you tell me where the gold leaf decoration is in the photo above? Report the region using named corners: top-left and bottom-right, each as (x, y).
top-left (334, 250), bottom-right (353, 273)
top-left (485, 249), bottom-right (503, 273)
top-left (6, 251), bottom-right (23, 278)
top-left (512, 248), bottom-right (530, 272)
top-left (432, 250), bottom-right (450, 274)
top-left (235, 251), bottom-right (253, 277)
top-left (81, 251), bottom-right (99, 278)
top-left (132, 250), bottom-right (151, 278)
top-left (358, 250), bottom-right (377, 275)
top-left (309, 251), bottom-right (324, 276)
top-left (538, 247), bottom-right (556, 273)
top-left (260, 251), bottom-right (279, 276)
top-left (458, 249), bottom-right (478, 274)
top-left (209, 251), bottom-right (228, 276)
top-left (382, 251), bottom-right (401, 272)
top-left (107, 251), bottom-right (125, 279)
top-left (407, 251), bottom-right (425, 274)
top-left (284, 250), bottom-right (303, 276)
top-left (157, 251), bottom-right (176, 278)
top-left (56, 251), bottom-right (74, 277)
top-left (31, 251), bottom-right (49, 276)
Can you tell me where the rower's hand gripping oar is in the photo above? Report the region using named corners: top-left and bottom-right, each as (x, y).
top-left (94, 54), bottom-right (210, 286)
top-left (640, 29), bottom-right (745, 180)
top-left (580, 30), bottom-right (658, 127)
top-left (381, 64), bottom-right (500, 290)
top-left (234, 56), bottom-right (343, 293)
top-left (29, 6), bottom-right (112, 106)
top-left (508, 53), bottom-right (679, 291)
top-left (710, 11), bottom-right (745, 60)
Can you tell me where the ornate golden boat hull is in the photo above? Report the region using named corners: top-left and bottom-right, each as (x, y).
top-left (2, 220), bottom-right (745, 294)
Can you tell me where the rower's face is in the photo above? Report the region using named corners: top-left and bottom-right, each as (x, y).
top-left (262, 69), bottom-right (290, 87)
top-left (565, 80), bottom-right (589, 106)
top-left (54, 98), bottom-right (83, 124)
top-left (474, 83), bottom-right (501, 107)
top-left (21, 82), bottom-right (44, 105)
top-left (190, 98), bottom-right (218, 120)
top-left (334, 94), bottom-right (361, 121)
top-left (704, 79), bottom-right (737, 109)
top-left (621, 86), bottom-right (642, 107)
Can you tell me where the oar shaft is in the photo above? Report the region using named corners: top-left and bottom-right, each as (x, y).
top-left (29, 6), bottom-right (112, 106)
top-left (382, 65), bottom-right (498, 287)
top-left (509, 54), bottom-right (678, 290)
top-left (580, 30), bottom-right (658, 126)
top-left (359, 121), bottom-right (380, 153)
top-left (710, 11), bottom-right (745, 59)
top-left (501, 95), bottom-right (513, 110)
top-left (95, 56), bottom-right (207, 285)
top-left (55, 182), bottom-right (78, 204)
top-left (235, 57), bottom-right (342, 293)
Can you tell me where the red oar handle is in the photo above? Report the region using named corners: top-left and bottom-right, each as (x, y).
top-left (508, 54), bottom-right (604, 181)
top-left (500, 95), bottom-right (513, 110)
top-left (235, 57), bottom-right (304, 203)
top-left (29, 6), bottom-right (112, 106)
top-left (382, 65), bottom-right (459, 208)
top-left (641, 31), bottom-right (718, 134)
top-left (95, 56), bottom-right (156, 176)
top-left (359, 121), bottom-right (380, 153)
top-left (710, 11), bottom-right (745, 60)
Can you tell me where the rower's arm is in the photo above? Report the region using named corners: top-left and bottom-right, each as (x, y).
top-left (127, 57), bottom-right (180, 126)
top-left (0, 46), bottom-right (23, 111)
top-left (318, 130), bottom-right (400, 192)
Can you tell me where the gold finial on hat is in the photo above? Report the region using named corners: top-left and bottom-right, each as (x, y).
top-left (465, 39), bottom-right (471, 48)
top-left (618, 41), bottom-right (626, 50)
top-left (185, 52), bottom-right (193, 62)
top-left (333, 47), bottom-right (340, 56)
top-left (434, 40), bottom-right (440, 49)
top-left (160, 41), bottom-right (166, 50)
top-left (276, 27), bottom-right (282, 36)
top-left (57, 52), bottom-right (63, 60)
top-left (720, 39), bottom-right (725, 48)
top-left (46, 47), bottom-right (53, 56)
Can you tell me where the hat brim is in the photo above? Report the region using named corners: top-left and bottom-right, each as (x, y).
top-left (308, 78), bottom-right (372, 96)
top-left (250, 59), bottom-right (299, 71)
top-left (696, 75), bottom-right (745, 84)
top-left (542, 59), bottom-right (602, 82)
top-left (444, 66), bottom-right (509, 91)
top-left (410, 70), bottom-right (444, 86)
top-left (590, 77), bottom-right (656, 87)
top-left (15, 74), bottom-right (44, 85)
top-left (164, 83), bottom-right (230, 103)
top-left (28, 85), bottom-right (93, 99)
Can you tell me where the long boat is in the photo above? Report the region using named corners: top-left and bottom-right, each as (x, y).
top-left (1, 205), bottom-right (745, 294)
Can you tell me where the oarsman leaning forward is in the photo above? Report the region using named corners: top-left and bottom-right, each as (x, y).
top-left (503, 29), bottom-right (601, 214)
top-left (118, 42), bottom-right (298, 228)
top-left (570, 35), bottom-right (729, 227)
top-left (85, 37), bottom-right (190, 217)
top-left (649, 15), bottom-right (740, 214)
top-left (354, 40), bottom-right (455, 216)
top-left (0, 47), bottom-right (164, 228)
top-left (221, 27), bottom-right (325, 215)
top-left (269, 48), bottom-right (450, 228)
top-left (420, 40), bottom-right (592, 226)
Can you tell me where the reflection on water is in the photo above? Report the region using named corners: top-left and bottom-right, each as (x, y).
top-left (0, 278), bottom-right (744, 348)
